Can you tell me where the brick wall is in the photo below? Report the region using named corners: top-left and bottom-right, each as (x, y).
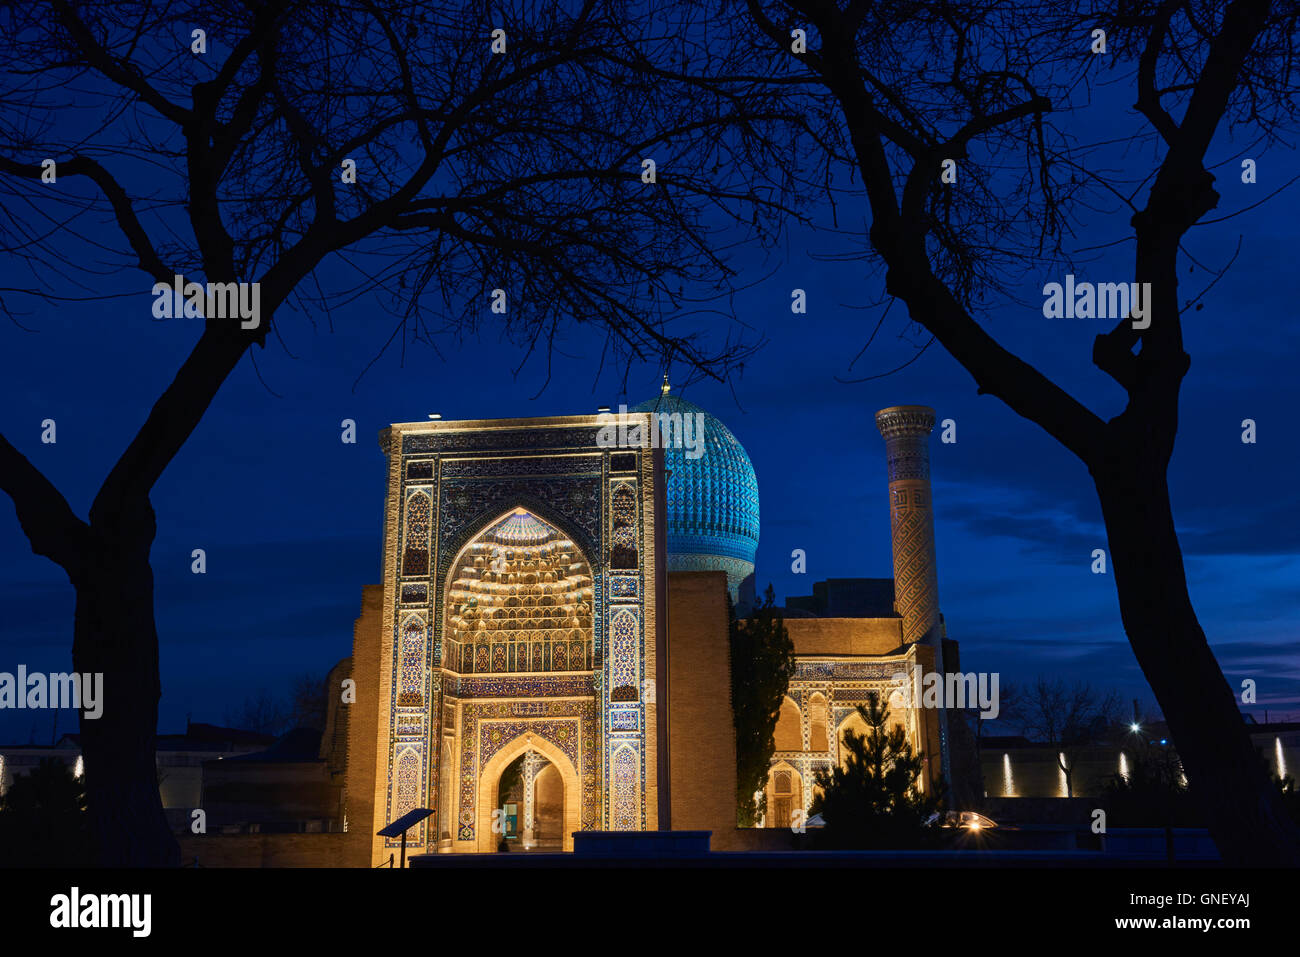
top-left (784, 617), bottom-right (904, 656)
top-left (343, 584), bottom-right (384, 867)
top-left (179, 833), bottom-right (352, 868)
top-left (667, 571), bottom-right (744, 850)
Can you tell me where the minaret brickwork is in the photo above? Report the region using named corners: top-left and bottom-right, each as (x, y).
top-left (875, 405), bottom-right (952, 789)
top-left (875, 407), bottom-right (941, 646)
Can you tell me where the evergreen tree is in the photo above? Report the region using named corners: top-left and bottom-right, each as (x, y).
top-left (1102, 738), bottom-right (1198, 828)
top-left (730, 584), bottom-right (794, 826)
top-left (811, 693), bottom-right (943, 849)
top-left (1274, 775), bottom-right (1300, 827)
top-left (0, 757), bottom-right (90, 866)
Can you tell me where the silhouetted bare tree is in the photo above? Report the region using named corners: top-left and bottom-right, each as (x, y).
top-left (0, 0), bottom-right (794, 864)
top-left (1020, 677), bottom-right (1121, 798)
top-left (223, 689), bottom-right (287, 737)
top-left (733, 0), bottom-right (1300, 862)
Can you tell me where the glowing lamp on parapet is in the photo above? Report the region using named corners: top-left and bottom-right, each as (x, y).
top-left (930, 811), bottom-right (998, 830)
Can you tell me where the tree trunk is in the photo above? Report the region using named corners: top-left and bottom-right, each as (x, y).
top-left (72, 519), bottom-right (179, 867)
top-left (1093, 443), bottom-right (1300, 865)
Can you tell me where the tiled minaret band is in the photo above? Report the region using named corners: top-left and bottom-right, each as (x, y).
top-left (875, 405), bottom-right (952, 790)
top-left (875, 406), bottom-right (941, 647)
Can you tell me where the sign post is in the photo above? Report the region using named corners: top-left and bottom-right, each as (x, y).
top-left (377, 808), bottom-right (435, 869)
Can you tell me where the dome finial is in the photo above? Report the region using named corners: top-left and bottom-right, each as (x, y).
top-left (660, 373), bottom-right (671, 396)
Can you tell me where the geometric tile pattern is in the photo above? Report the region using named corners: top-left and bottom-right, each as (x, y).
top-left (379, 419), bottom-right (658, 851)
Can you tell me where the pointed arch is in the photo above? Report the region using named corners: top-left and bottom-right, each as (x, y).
top-left (764, 761), bottom-right (803, 829)
top-left (836, 710), bottom-right (869, 769)
top-left (439, 495), bottom-right (601, 583)
top-left (475, 732), bottom-right (580, 852)
top-left (808, 692), bottom-right (829, 753)
top-left (774, 696), bottom-right (802, 752)
top-left (392, 746), bottom-right (422, 836)
top-left (443, 506), bottom-right (595, 675)
top-left (611, 744), bottom-right (640, 830)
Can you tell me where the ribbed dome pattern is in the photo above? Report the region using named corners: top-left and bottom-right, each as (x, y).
top-left (630, 393), bottom-right (760, 578)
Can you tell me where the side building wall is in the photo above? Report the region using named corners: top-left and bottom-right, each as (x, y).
top-left (666, 571), bottom-right (742, 850)
top-left (344, 584), bottom-right (384, 866)
top-left (759, 616), bottom-right (948, 825)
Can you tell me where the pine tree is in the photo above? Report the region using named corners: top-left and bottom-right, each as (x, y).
top-left (811, 693), bottom-right (944, 849)
top-left (0, 757), bottom-right (89, 866)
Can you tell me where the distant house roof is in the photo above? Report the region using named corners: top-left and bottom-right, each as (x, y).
top-left (785, 578), bottom-right (898, 619)
top-left (55, 722), bottom-right (275, 753)
top-left (178, 722), bottom-right (278, 749)
top-left (219, 727), bottom-right (323, 764)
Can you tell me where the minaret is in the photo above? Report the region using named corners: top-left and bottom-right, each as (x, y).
top-left (875, 406), bottom-right (952, 789)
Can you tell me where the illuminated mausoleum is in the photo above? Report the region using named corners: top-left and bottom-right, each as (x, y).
top-left (338, 390), bottom-right (961, 863)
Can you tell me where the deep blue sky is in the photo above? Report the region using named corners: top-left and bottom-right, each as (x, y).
top-left (1, 31), bottom-right (1297, 742)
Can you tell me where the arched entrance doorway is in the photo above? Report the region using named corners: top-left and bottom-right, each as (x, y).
top-left (532, 763), bottom-right (563, 850)
top-left (435, 506), bottom-right (597, 854)
top-left (475, 733), bottom-right (581, 852)
top-left (489, 752), bottom-right (566, 851)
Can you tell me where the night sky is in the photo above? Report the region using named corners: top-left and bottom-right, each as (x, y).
top-left (1, 33), bottom-right (1297, 743)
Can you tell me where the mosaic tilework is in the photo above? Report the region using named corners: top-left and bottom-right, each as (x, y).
top-left (400, 583), bottom-right (428, 604)
top-left (628, 393), bottom-right (759, 568)
top-left (794, 661), bottom-right (899, 681)
top-left (610, 484), bottom-right (638, 569)
top-left (397, 615), bottom-right (426, 707)
top-left (608, 609), bottom-right (639, 700)
top-left (482, 720), bottom-right (579, 768)
top-left (455, 674), bottom-right (593, 698)
top-left (402, 491), bottom-right (431, 576)
top-left (436, 479), bottom-right (602, 587)
top-left (381, 423), bottom-right (658, 852)
top-left (609, 709), bottom-right (639, 732)
top-left (608, 575), bottom-right (639, 601)
top-left (456, 699), bottom-right (598, 842)
top-left (390, 745), bottom-right (424, 845)
top-left (440, 454), bottom-right (603, 479)
top-left (611, 745), bottom-right (639, 830)
top-left (403, 426), bottom-right (603, 455)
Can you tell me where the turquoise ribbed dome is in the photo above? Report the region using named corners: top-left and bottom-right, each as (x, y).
top-left (630, 392), bottom-right (760, 607)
